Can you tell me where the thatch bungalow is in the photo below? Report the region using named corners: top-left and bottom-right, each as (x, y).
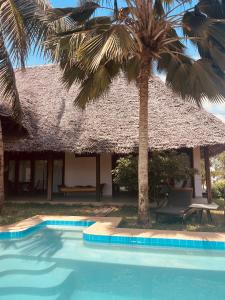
top-left (2, 65), bottom-right (225, 204)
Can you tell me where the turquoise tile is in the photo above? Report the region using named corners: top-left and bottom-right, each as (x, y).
top-left (82, 231), bottom-right (225, 250)
top-left (1, 219), bottom-right (225, 251)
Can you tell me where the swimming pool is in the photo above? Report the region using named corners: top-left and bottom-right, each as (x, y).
top-left (0, 224), bottom-right (225, 300)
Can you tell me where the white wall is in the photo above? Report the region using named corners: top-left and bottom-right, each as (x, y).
top-left (64, 153), bottom-right (112, 196)
top-left (193, 147), bottom-right (203, 197)
top-left (65, 154), bottom-right (96, 186)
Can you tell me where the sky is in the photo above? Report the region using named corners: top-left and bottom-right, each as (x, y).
top-left (26, 0), bottom-right (225, 122)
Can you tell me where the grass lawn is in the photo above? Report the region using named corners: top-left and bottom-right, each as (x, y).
top-left (0, 199), bottom-right (225, 232)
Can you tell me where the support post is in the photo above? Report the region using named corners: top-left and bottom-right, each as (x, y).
top-left (47, 156), bottom-right (53, 201)
top-left (193, 147), bottom-right (203, 198)
top-left (204, 146), bottom-right (212, 203)
top-left (30, 159), bottom-right (35, 193)
top-left (62, 152), bottom-right (65, 186)
top-left (0, 120), bottom-right (4, 211)
top-left (4, 155), bottom-right (8, 197)
top-left (112, 154), bottom-right (117, 198)
top-left (96, 154), bottom-right (101, 201)
top-left (190, 149), bottom-right (195, 197)
top-left (15, 159), bottom-right (19, 194)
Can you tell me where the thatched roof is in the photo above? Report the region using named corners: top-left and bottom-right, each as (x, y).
top-left (0, 104), bottom-right (27, 139)
top-left (3, 64), bottom-right (225, 154)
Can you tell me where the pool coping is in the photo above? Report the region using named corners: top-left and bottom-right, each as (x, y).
top-left (1, 215), bottom-right (225, 249)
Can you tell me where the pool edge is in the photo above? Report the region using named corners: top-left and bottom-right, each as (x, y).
top-left (0, 215), bottom-right (225, 250)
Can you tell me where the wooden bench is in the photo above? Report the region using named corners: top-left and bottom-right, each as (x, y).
top-left (59, 184), bottom-right (105, 196)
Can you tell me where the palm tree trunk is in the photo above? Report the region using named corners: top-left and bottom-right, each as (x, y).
top-left (137, 59), bottom-right (150, 226)
top-left (0, 120), bottom-right (4, 212)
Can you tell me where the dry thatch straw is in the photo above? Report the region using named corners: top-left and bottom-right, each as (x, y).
top-left (2, 64), bottom-right (225, 154)
top-left (0, 104), bottom-right (27, 138)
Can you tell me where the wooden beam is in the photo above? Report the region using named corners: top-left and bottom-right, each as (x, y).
top-left (47, 157), bottom-right (53, 201)
top-left (5, 151), bottom-right (64, 160)
top-left (96, 154), bottom-right (101, 201)
top-left (204, 147), bottom-right (212, 203)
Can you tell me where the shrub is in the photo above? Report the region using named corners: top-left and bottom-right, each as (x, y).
top-left (212, 180), bottom-right (225, 199)
top-left (112, 151), bottom-right (197, 196)
top-left (112, 156), bottom-right (138, 192)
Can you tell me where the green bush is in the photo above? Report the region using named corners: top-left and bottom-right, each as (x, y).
top-left (112, 156), bottom-right (138, 192)
top-left (212, 180), bottom-right (225, 199)
top-left (112, 151), bottom-right (197, 196)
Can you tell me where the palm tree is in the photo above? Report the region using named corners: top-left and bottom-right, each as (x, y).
top-left (0, 0), bottom-right (50, 208)
top-left (44, 0), bottom-right (225, 226)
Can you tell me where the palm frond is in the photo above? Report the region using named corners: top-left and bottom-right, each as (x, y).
top-left (0, 31), bottom-right (21, 121)
top-left (187, 59), bottom-right (225, 104)
top-left (32, 3), bottom-right (76, 61)
top-left (44, 0), bottom-right (225, 108)
top-left (182, 11), bottom-right (207, 38)
top-left (164, 54), bottom-right (225, 105)
top-left (154, 0), bottom-right (165, 17)
top-left (0, 0), bottom-right (50, 120)
top-left (0, 0), bottom-right (28, 67)
top-left (75, 61), bottom-right (120, 108)
top-left (44, 16), bottom-right (117, 81)
top-left (0, 0), bottom-right (51, 67)
top-left (208, 43), bottom-right (225, 71)
top-left (157, 26), bottom-right (185, 73)
top-left (122, 56), bottom-right (140, 82)
top-left (77, 24), bottom-right (138, 72)
top-left (182, 9), bottom-right (225, 72)
top-left (46, 2), bottom-right (100, 23)
top-left (61, 62), bottom-right (88, 89)
top-left (197, 0), bottom-right (225, 19)
top-left (36, 0), bottom-right (51, 9)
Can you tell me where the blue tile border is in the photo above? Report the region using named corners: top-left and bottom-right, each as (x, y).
top-left (1, 217), bottom-right (225, 250)
top-left (83, 233), bottom-right (225, 250)
top-left (0, 220), bottom-right (95, 240)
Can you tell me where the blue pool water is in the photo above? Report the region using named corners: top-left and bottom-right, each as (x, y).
top-left (0, 226), bottom-right (225, 300)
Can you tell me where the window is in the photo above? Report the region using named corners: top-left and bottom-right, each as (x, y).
top-left (34, 160), bottom-right (47, 192)
top-left (8, 160), bottom-right (15, 183)
top-left (19, 160), bottom-right (31, 183)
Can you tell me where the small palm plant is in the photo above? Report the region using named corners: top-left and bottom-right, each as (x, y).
top-left (44, 0), bottom-right (225, 226)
